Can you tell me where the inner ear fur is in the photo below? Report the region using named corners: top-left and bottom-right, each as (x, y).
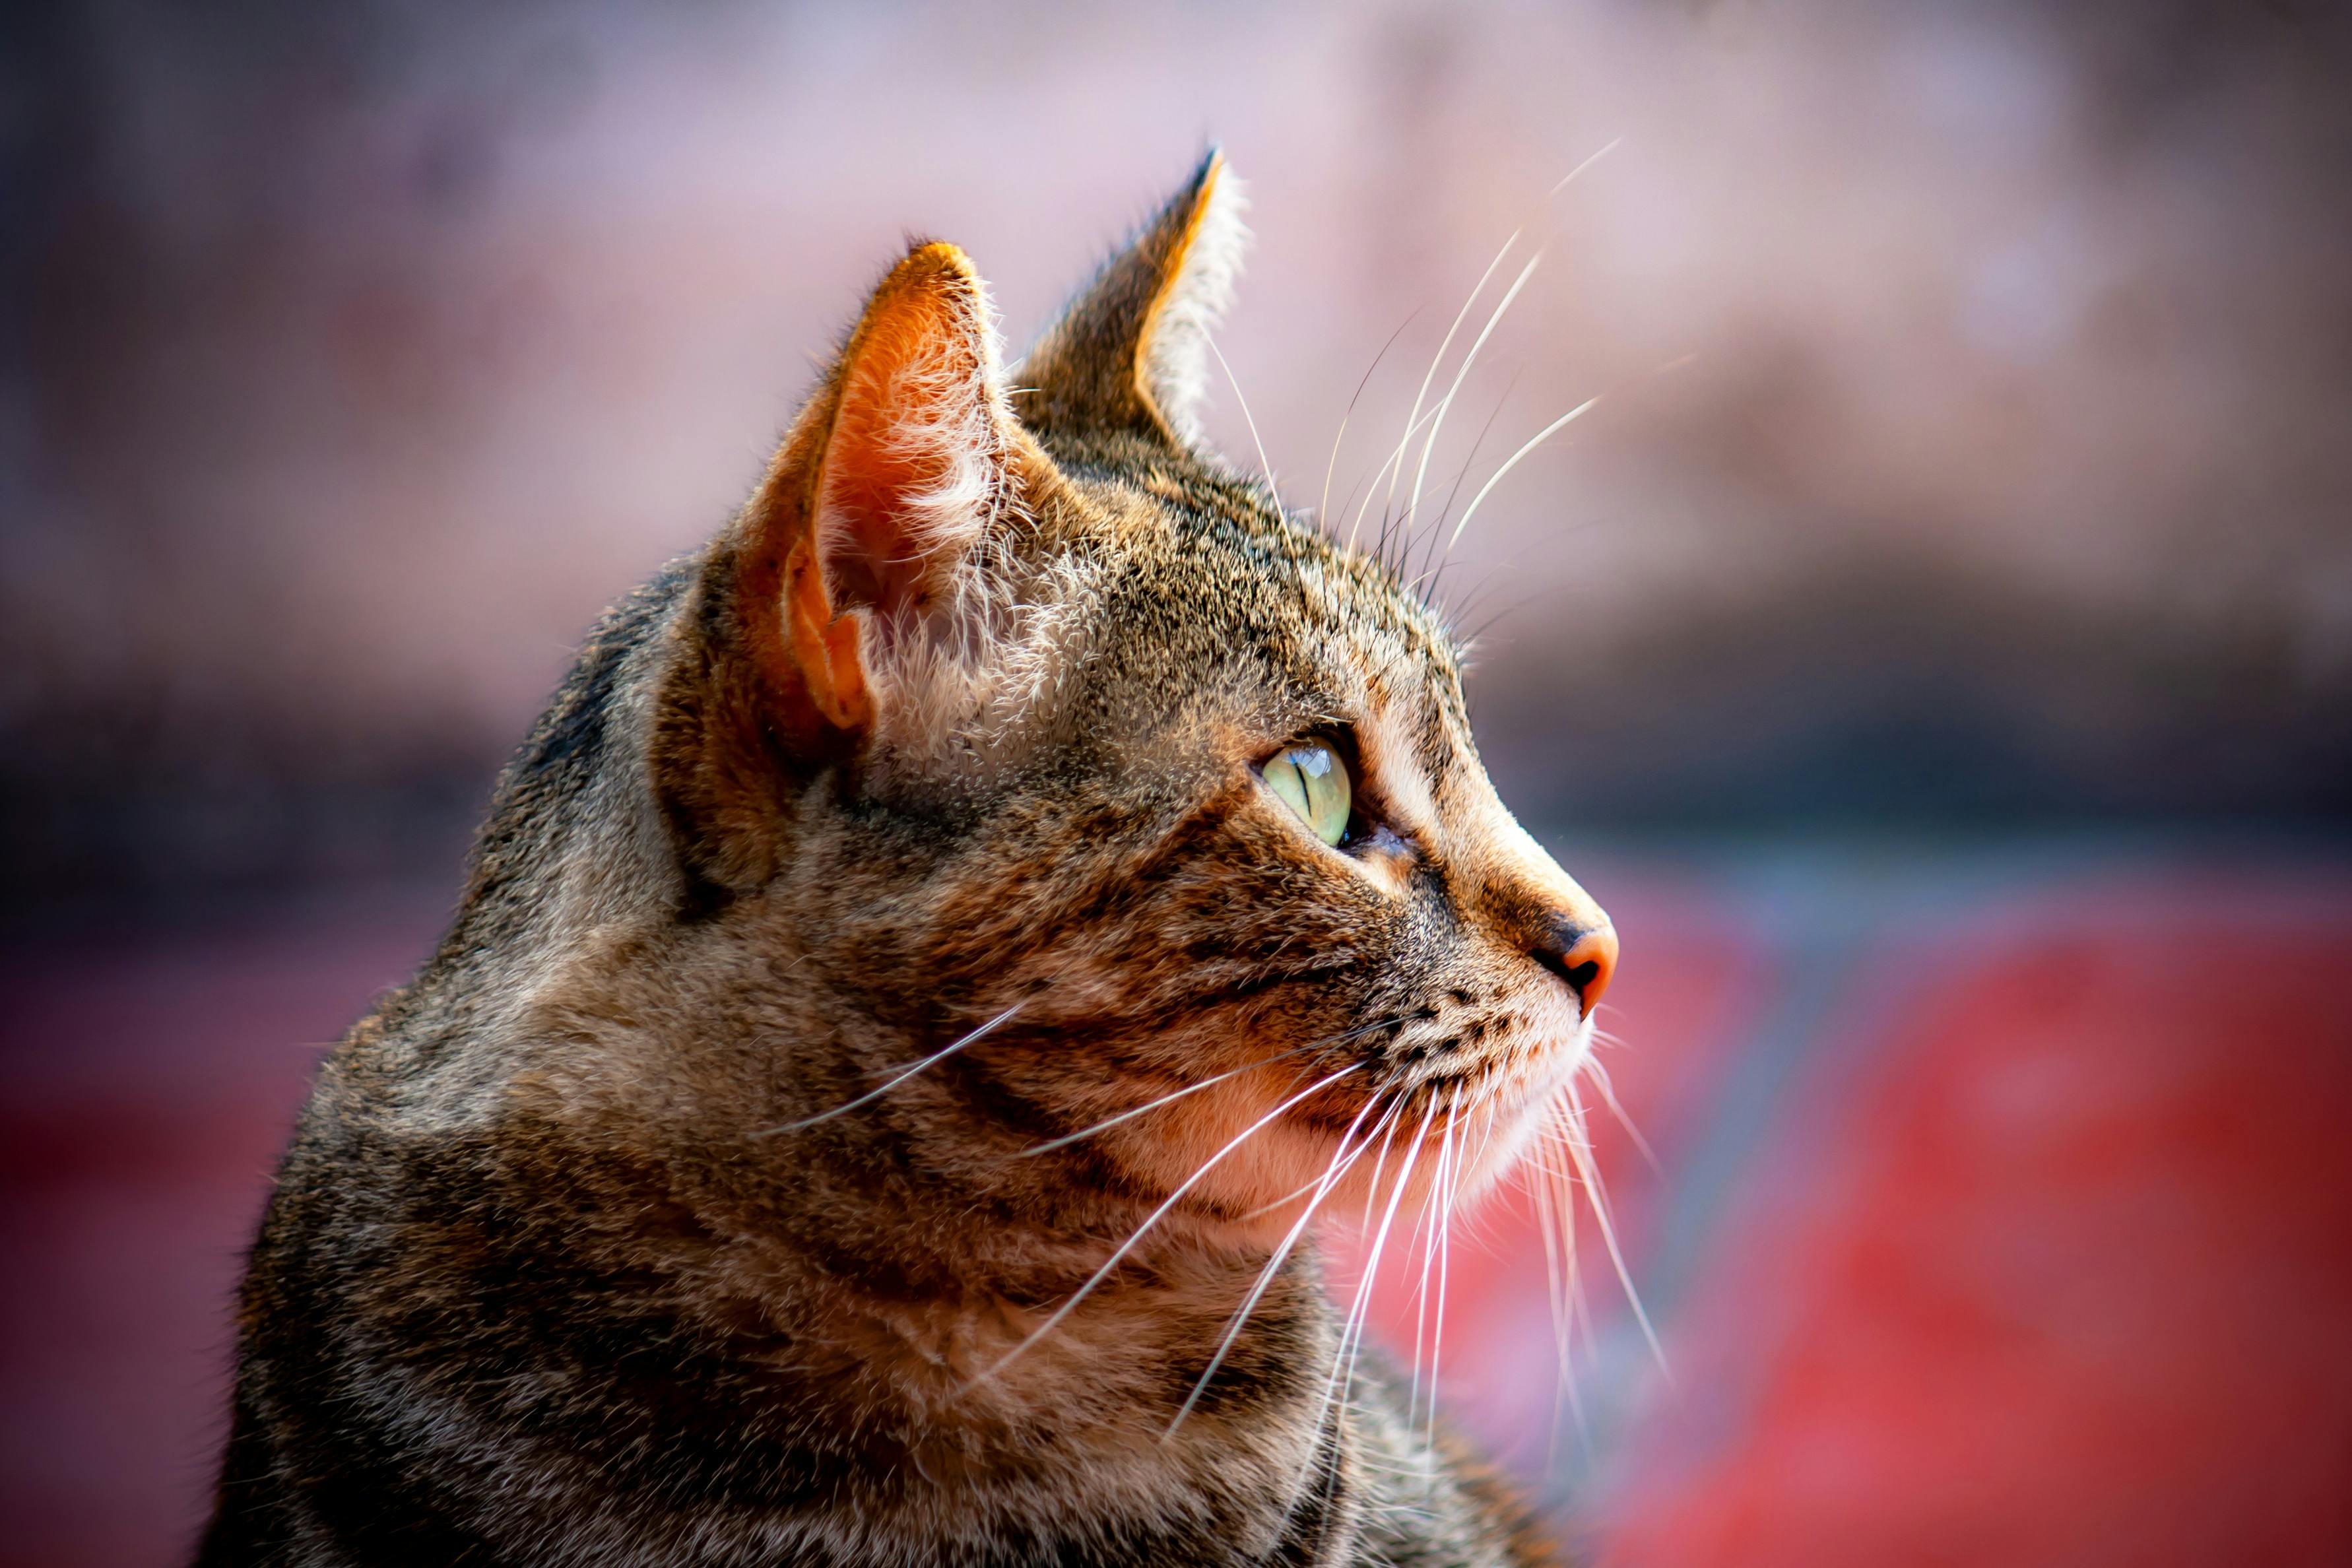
top-left (1017, 149), bottom-right (1249, 448)
top-left (654, 240), bottom-right (1018, 894)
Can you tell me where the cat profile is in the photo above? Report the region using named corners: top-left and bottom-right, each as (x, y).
top-left (199, 151), bottom-right (1619, 1568)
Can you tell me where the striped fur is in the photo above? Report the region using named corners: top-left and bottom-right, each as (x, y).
top-left (199, 154), bottom-right (1609, 1568)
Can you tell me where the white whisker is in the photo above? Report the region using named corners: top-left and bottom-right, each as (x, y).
top-left (1581, 1053), bottom-right (1662, 1177)
top-left (1528, 1141), bottom-right (1589, 1459)
top-left (1426, 1090), bottom-right (1464, 1446)
top-left (1562, 1080), bottom-right (1668, 1377)
top-left (1385, 228), bottom-right (1526, 534)
top-left (974, 1061), bottom-right (1365, 1381)
top-left (1445, 396), bottom-right (1600, 553)
top-left (1406, 252), bottom-right (1542, 534)
top-left (1023, 1016), bottom-right (1404, 1158)
top-left (1346, 1101), bottom-right (1436, 1395)
top-left (1408, 1088), bottom-right (1459, 1423)
top-left (752, 1003), bottom-right (1023, 1136)
top-left (1419, 368), bottom-right (1524, 587)
top-left (1548, 135), bottom-right (1623, 196)
top-left (1319, 311), bottom-right (1420, 535)
top-left (1352, 1094), bottom-right (1408, 1249)
top-left (1206, 334), bottom-right (1278, 496)
top-left (1299, 1096), bottom-right (1439, 1483)
top-left (1345, 401), bottom-right (1447, 554)
top-left (1165, 1091), bottom-right (1398, 1436)
top-left (1018, 1041), bottom-right (1321, 1156)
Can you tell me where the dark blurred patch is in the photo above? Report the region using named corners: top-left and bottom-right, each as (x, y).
top-left (1474, 551), bottom-right (2352, 828)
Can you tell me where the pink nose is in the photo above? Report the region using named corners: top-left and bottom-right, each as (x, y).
top-left (1532, 919), bottom-right (1617, 1015)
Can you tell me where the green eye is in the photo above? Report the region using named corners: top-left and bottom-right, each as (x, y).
top-left (1260, 742), bottom-right (1352, 847)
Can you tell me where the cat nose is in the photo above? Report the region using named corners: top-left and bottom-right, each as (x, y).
top-left (1528, 915), bottom-right (1617, 1016)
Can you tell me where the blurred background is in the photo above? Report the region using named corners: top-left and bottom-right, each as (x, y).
top-left (3, 0), bottom-right (2349, 1563)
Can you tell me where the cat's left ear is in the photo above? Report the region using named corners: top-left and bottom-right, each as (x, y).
top-left (750, 239), bottom-right (1016, 736)
top-left (657, 240), bottom-right (1018, 890)
top-left (1016, 149), bottom-right (1249, 448)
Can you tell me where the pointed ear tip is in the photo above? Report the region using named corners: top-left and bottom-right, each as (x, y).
top-left (1193, 148), bottom-right (1239, 201)
top-left (905, 237), bottom-right (974, 271)
top-left (880, 239), bottom-right (989, 306)
top-left (1192, 158), bottom-right (1249, 241)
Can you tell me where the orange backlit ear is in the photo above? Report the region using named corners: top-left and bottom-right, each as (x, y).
top-left (1018, 149), bottom-right (1249, 447)
top-left (655, 241), bottom-right (1018, 893)
top-left (744, 240), bottom-right (1015, 739)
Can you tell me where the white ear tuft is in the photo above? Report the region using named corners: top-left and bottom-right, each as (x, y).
top-left (721, 241), bottom-right (1019, 741)
top-left (807, 242), bottom-right (1013, 626)
top-left (815, 283), bottom-right (1008, 616)
top-left (1138, 160), bottom-right (1250, 443)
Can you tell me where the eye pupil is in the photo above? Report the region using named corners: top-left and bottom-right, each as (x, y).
top-left (1262, 742), bottom-right (1352, 847)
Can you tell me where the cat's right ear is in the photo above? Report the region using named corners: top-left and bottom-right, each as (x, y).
top-left (655, 240), bottom-right (1020, 894)
top-left (1017, 150), bottom-right (1249, 449)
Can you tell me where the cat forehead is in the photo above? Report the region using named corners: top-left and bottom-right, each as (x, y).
top-left (1039, 441), bottom-right (1469, 721)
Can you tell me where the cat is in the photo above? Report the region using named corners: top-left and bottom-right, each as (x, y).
top-left (197, 151), bottom-right (1619, 1568)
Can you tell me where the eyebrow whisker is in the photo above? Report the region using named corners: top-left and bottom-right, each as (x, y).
top-left (1319, 309), bottom-right (1421, 537)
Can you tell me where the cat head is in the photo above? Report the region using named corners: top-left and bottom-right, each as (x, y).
top-left (646, 153), bottom-right (1615, 1228)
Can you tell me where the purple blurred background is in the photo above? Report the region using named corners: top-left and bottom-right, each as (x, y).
top-left (5, 1), bottom-right (2350, 1563)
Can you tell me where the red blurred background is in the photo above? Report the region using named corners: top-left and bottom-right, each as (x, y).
top-left (4, 1), bottom-right (2349, 1563)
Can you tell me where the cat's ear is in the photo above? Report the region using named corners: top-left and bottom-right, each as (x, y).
top-left (1017, 149), bottom-right (1249, 447)
top-left (657, 241), bottom-right (1016, 890)
top-left (746, 238), bottom-right (1014, 735)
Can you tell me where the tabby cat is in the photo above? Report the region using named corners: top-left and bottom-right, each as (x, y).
top-left (199, 153), bottom-right (1619, 1568)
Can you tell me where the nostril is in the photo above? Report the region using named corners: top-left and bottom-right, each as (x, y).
top-left (1529, 916), bottom-right (1618, 1014)
top-left (1529, 946), bottom-right (1590, 993)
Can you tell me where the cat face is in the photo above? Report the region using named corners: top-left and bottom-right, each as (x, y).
top-left (654, 154), bottom-right (1615, 1231)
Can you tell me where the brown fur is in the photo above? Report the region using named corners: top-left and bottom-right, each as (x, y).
top-left (199, 152), bottom-right (1616, 1568)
